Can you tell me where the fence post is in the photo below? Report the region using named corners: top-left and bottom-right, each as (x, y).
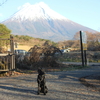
top-left (84, 50), bottom-right (87, 66)
top-left (10, 35), bottom-right (15, 70)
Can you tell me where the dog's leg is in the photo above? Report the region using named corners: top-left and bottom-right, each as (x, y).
top-left (45, 86), bottom-right (48, 93)
top-left (43, 84), bottom-right (46, 95)
top-left (37, 83), bottom-right (40, 95)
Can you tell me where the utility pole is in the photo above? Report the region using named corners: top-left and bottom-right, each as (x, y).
top-left (80, 31), bottom-right (84, 67)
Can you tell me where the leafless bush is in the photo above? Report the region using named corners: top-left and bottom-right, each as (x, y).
top-left (16, 42), bottom-right (62, 69)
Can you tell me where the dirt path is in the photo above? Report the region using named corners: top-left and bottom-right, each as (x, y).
top-left (0, 66), bottom-right (100, 100)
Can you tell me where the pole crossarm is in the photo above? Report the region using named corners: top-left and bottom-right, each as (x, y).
top-left (0, 38), bottom-right (10, 40)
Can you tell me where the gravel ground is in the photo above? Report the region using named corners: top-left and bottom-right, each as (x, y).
top-left (0, 66), bottom-right (100, 100)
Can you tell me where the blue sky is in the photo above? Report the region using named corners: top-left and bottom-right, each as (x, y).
top-left (0, 0), bottom-right (100, 31)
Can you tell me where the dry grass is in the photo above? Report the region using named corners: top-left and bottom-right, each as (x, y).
top-left (14, 45), bottom-right (33, 51)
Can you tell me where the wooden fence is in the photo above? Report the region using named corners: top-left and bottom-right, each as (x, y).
top-left (0, 35), bottom-right (15, 71)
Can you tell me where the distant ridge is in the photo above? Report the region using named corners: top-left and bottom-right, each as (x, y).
top-left (2, 2), bottom-right (96, 42)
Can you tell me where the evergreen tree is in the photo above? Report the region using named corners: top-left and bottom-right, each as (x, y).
top-left (0, 24), bottom-right (11, 38)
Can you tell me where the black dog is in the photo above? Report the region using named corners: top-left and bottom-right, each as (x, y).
top-left (37, 68), bottom-right (48, 95)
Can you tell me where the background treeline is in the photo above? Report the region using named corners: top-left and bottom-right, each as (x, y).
top-left (0, 23), bottom-right (58, 47)
top-left (1, 23), bottom-right (100, 51)
top-left (58, 31), bottom-right (100, 51)
top-left (13, 35), bottom-right (58, 47)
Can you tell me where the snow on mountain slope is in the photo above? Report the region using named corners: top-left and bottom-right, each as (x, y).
top-left (11, 2), bottom-right (68, 21)
top-left (3, 2), bottom-right (96, 42)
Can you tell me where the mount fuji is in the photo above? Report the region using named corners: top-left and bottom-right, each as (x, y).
top-left (2, 2), bottom-right (96, 42)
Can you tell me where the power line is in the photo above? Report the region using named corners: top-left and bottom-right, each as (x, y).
top-left (0, 0), bottom-right (7, 6)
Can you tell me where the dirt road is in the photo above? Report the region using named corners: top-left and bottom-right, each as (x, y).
top-left (0, 66), bottom-right (100, 100)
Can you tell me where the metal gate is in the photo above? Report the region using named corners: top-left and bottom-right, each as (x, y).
top-left (0, 35), bottom-right (15, 71)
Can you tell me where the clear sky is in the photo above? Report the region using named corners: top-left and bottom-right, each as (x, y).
top-left (0, 0), bottom-right (100, 32)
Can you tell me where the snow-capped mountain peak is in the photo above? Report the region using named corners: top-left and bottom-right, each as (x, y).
top-left (3, 2), bottom-right (96, 42)
top-left (11, 2), bottom-right (67, 21)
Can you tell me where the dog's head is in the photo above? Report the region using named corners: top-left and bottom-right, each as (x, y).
top-left (37, 68), bottom-right (45, 75)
